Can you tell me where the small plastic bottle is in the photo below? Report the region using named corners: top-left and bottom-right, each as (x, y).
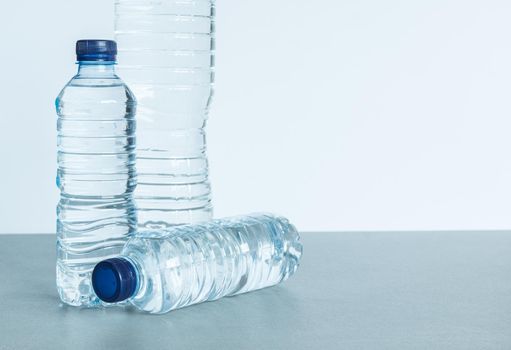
top-left (92, 213), bottom-right (302, 314)
top-left (56, 40), bottom-right (137, 306)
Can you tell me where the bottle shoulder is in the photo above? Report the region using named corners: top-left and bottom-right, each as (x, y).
top-left (55, 75), bottom-right (136, 117)
top-left (66, 74), bottom-right (129, 89)
top-left (57, 75), bottom-right (136, 102)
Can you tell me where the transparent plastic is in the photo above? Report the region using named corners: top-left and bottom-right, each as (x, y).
top-left (56, 61), bottom-right (137, 306)
top-left (99, 213), bottom-right (302, 314)
top-left (115, 0), bottom-right (215, 228)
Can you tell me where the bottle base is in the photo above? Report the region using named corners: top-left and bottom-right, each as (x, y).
top-left (56, 263), bottom-right (101, 307)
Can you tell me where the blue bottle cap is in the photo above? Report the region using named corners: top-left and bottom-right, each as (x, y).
top-left (76, 40), bottom-right (117, 62)
top-left (92, 258), bottom-right (137, 303)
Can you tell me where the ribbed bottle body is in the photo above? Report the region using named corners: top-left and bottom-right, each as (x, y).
top-left (115, 0), bottom-right (215, 228)
top-left (56, 64), bottom-right (137, 306)
top-left (123, 213), bottom-right (302, 314)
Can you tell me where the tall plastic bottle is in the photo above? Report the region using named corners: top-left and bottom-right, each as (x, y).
top-left (91, 214), bottom-right (303, 314)
top-left (56, 40), bottom-right (137, 306)
top-left (115, 0), bottom-right (215, 228)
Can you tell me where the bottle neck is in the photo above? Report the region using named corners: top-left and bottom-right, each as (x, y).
top-left (77, 61), bottom-right (116, 77)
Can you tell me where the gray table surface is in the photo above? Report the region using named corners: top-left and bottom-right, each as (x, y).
top-left (0, 232), bottom-right (510, 350)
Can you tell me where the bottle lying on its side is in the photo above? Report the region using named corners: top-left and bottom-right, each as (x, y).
top-left (92, 213), bottom-right (303, 314)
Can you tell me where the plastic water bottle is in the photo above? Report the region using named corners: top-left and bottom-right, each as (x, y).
top-left (115, 0), bottom-right (215, 228)
top-left (56, 40), bottom-right (137, 306)
top-left (91, 213), bottom-right (302, 314)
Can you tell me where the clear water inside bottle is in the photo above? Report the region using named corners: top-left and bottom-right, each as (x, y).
top-left (115, 0), bottom-right (215, 228)
top-left (107, 214), bottom-right (303, 314)
top-left (56, 62), bottom-right (137, 306)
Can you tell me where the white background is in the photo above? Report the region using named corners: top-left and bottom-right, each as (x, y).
top-left (1, 0), bottom-right (511, 233)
